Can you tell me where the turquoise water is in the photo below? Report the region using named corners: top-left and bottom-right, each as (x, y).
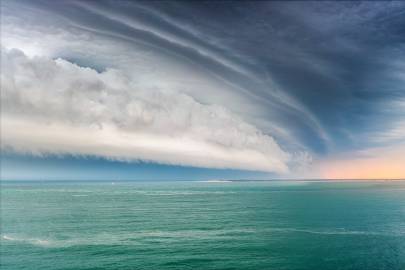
top-left (1, 180), bottom-right (405, 270)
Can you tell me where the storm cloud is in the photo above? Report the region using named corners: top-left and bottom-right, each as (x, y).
top-left (1, 0), bottom-right (405, 178)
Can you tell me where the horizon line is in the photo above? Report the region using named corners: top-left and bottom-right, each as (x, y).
top-left (1, 178), bottom-right (405, 182)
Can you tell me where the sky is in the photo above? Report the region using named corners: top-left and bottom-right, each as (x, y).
top-left (1, 0), bottom-right (405, 180)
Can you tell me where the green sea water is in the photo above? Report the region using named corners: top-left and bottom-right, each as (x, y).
top-left (1, 180), bottom-right (405, 270)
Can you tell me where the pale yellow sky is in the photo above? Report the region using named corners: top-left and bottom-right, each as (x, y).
top-left (312, 144), bottom-right (405, 179)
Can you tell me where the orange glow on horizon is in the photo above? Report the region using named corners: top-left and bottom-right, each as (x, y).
top-left (318, 158), bottom-right (405, 180)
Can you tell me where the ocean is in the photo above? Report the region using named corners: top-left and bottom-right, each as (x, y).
top-left (1, 180), bottom-right (404, 270)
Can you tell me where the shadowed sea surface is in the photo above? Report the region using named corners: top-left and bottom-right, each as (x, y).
top-left (1, 180), bottom-right (405, 270)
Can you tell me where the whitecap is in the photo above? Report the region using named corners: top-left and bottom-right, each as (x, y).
top-left (2, 235), bottom-right (15, 241)
top-left (2, 234), bottom-right (53, 247)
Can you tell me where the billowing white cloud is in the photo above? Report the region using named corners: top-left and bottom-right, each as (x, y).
top-left (1, 48), bottom-right (290, 172)
top-left (0, 0), bottom-right (329, 152)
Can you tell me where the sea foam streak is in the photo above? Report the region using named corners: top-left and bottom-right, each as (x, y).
top-left (199, 180), bottom-right (233, 183)
top-left (2, 235), bottom-right (52, 247)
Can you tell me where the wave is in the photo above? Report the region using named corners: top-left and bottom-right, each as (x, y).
top-left (0, 229), bottom-right (253, 248)
top-left (266, 227), bottom-right (404, 236)
top-left (3, 227), bottom-right (402, 249)
top-left (2, 234), bottom-right (52, 247)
